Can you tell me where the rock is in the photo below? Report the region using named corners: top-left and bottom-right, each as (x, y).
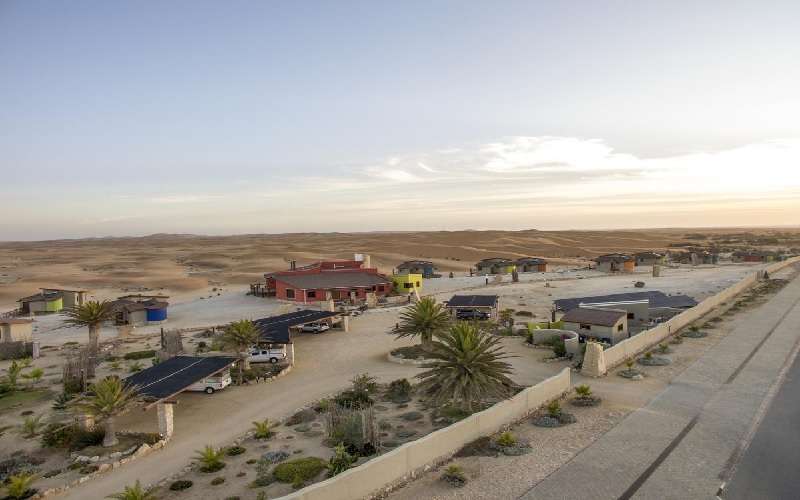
top-left (395, 429), bottom-right (417, 439)
top-left (109, 452), bottom-right (122, 460)
top-left (98, 463), bottom-right (111, 473)
top-left (294, 424), bottom-right (311, 432)
top-left (261, 450), bottom-right (290, 464)
top-left (532, 415), bottom-right (561, 428)
top-left (76, 456), bottom-right (91, 463)
top-left (89, 456), bottom-right (100, 463)
top-left (132, 443), bottom-right (151, 459)
top-left (400, 411), bottom-right (424, 422)
top-left (557, 413), bottom-right (577, 425)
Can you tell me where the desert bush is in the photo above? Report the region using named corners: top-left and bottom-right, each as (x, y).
top-left (273, 457), bottom-right (327, 488)
top-left (169, 480), bottom-right (193, 491)
top-left (386, 378), bottom-right (412, 403)
top-left (107, 480), bottom-right (157, 500)
top-left (252, 419), bottom-right (274, 439)
top-left (128, 361), bottom-right (144, 373)
top-left (210, 476), bottom-right (225, 485)
top-left (495, 431), bottom-right (516, 447)
top-left (441, 464), bottom-right (467, 487)
top-left (195, 445), bottom-right (226, 473)
top-left (575, 384), bottom-right (592, 397)
top-left (546, 400), bottom-right (561, 417)
top-left (226, 445), bottom-right (246, 456)
top-left (21, 415), bottom-right (43, 438)
top-left (327, 443), bottom-right (356, 477)
top-left (52, 393), bottom-right (72, 411)
top-left (335, 373), bottom-right (377, 409)
top-left (123, 350), bottom-right (156, 360)
top-left (552, 339), bottom-right (567, 358)
top-left (5, 472), bottom-right (37, 499)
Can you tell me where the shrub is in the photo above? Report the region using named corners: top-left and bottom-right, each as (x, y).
top-left (644, 352), bottom-right (653, 360)
top-left (552, 339), bottom-right (567, 357)
top-left (658, 343), bottom-right (669, 354)
top-left (79, 464), bottom-right (99, 474)
top-left (495, 431), bottom-right (516, 447)
top-left (226, 445), bottom-right (246, 456)
top-left (128, 361), bottom-right (144, 373)
top-left (335, 373), bottom-right (378, 409)
top-left (5, 472), bottom-right (36, 499)
top-left (625, 359), bottom-right (635, 370)
top-left (123, 350), bottom-right (156, 360)
top-left (441, 464), bottom-right (467, 487)
top-left (21, 415), bottom-right (43, 438)
top-left (169, 480), bottom-right (193, 491)
top-left (252, 419), bottom-right (274, 439)
top-left (52, 392), bottom-right (72, 411)
top-left (313, 399), bottom-right (331, 413)
top-left (546, 400), bottom-right (561, 417)
top-left (386, 378), bottom-right (412, 403)
top-left (195, 445), bottom-right (226, 473)
top-left (273, 457), bottom-right (327, 488)
top-left (210, 477), bottom-right (225, 485)
top-left (575, 384), bottom-right (592, 397)
top-left (327, 443), bottom-right (356, 477)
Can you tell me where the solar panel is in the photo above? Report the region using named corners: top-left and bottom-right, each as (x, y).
top-left (124, 356), bottom-right (236, 401)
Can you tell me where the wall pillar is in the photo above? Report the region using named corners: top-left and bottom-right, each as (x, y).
top-left (582, 342), bottom-right (607, 377)
top-left (157, 402), bottom-right (175, 439)
top-left (342, 315), bottom-right (350, 332)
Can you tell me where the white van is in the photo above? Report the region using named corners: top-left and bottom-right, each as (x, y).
top-left (186, 369), bottom-right (232, 394)
top-left (247, 345), bottom-right (288, 364)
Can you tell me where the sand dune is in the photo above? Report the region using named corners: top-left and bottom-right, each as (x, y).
top-left (1, 228), bottom-right (796, 310)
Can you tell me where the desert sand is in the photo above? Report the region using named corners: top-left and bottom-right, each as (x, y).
top-left (2, 227), bottom-right (797, 310)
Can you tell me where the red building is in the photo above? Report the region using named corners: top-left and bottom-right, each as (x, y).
top-left (263, 260), bottom-right (393, 303)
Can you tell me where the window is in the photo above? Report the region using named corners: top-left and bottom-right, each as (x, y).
top-left (415, 282), bottom-right (421, 287)
top-left (286, 289), bottom-right (295, 299)
top-left (617, 324), bottom-right (624, 331)
top-left (377, 285), bottom-right (384, 292)
top-left (627, 312), bottom-right (634, 319)
top-left (579, 324), bottom-right (591, 330)
top-left (307, 290), bottom-right (316, 298)
top-left (403, 283), bottom-right (413, 289)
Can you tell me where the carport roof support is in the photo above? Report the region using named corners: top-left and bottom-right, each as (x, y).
top-left (124, 356), bottom-right (236, 406)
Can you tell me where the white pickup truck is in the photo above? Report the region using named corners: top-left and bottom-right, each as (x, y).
top-left (247, 345), bottom-right (288, 364)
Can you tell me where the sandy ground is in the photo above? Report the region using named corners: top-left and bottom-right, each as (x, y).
top-left (4, 227), bottom-right (795, 311)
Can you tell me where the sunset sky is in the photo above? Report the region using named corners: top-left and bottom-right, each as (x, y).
top-left (2, 1), bottom-right (799, 240)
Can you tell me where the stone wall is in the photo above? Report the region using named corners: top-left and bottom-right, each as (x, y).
top-left (276, 368), bottom-right (571, 500)
top-left (589, 257), bottom-right (800, 376)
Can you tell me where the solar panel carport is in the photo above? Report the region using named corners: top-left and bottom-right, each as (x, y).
top-left (252, 309), bottom-right (343, 343)
top-left (125, 356), bottom-right (236, 403)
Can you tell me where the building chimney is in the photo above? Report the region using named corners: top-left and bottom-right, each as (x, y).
top-left (363, 254), bottom-right (371, 269)
top-left (289, 260), bottom-right (296, 271)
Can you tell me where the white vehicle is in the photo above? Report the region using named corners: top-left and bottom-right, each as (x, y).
top-left (186, 370), bottom-right (232, 394)
top-left (300, 322), bottom-right (330, 333)
top-left (247, 345), bottom-right (287, 364)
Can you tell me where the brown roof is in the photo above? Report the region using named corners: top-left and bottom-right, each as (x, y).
top-left (561, 307), bottom-right (626, 327)
top-left (275, 272), bottom-right (391, 290)
top-left (0, 319), bottom-right (34, 325)
top-left (594, 254), bottom-right (632, 263)
top-left (18, 292), bottom-right (62, 303)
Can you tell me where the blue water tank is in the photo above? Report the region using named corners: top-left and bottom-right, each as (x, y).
top-left (146, 307), bottom-right (167, 322)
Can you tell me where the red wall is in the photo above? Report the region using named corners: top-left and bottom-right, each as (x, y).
top-left (273, 277), bottom-right (392, 302)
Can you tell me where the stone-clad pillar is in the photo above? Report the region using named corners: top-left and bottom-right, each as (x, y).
top-left (157, 402), bottom-right (174, 439)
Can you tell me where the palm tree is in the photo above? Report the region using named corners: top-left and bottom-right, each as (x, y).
top-left (76, 376), bottom-right (138, 447)
top-left (395, 297), bottom-right (450, 350)
top-left (416, 322), bottom-right (515, 412)
top-left (107, 480), bottom-right (157, 500)
top-left (63, 300), bottom-right (115, 353)
top-left (221, 319), bottom-right (259, 385)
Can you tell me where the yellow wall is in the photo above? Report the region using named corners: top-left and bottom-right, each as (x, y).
top-left (392, 274), bottom-right (422, 293)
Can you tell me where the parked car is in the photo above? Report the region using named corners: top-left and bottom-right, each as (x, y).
top-left (186, 370), bottom-right (232, 394)
top-left (455, 309), bottom-right (491, 320)
top-left (247, 345), bottom-right (287, 364)
top-left (300, 322), bottom-right (330, 333)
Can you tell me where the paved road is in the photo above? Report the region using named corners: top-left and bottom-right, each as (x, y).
top-left (723, 349), bottom-right (800, 500)
top-left (522, 270), bottom-right (800, 500)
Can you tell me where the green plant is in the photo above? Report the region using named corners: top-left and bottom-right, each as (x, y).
top-left (552, 338), bottom-right (567, 357)
top-left (335, 373), bottom-right (378, 409)
top-left (22, 367), bottom-right (44, 387)
top-left (75, 376), bottom-right (138, 447)
top-left (5, 472), bottom-right (36, 499)
top-left (211, 476), bottom-right (225, 485)
top-left (52, 392), bottom-right (73, 411)
top-left (63, 300), bottom-right (115, 352)
top-left (21, 414), bottom-right (43, 438)
top-left (252, 419), bottom-right (274, 439)
top-left (5, 360), bottom-right (23, 391)
top-left (273, 457), bottom-right (327, 489)
top-left (221, 319), bottom-right (260, 385)
top-left (327, 443), bottom-right (356, 477)
top-left (546, 400), bottom-right (561, 417)
top-left (123, 350), bottom-right (157, 360)
top-left (226, 445), bottom-right (246, 456)
top-left (625, 359), bottom-right (635, 370)
top-left (495, 431), bottom-right (516, 447)
top-left (416, 322), bottom-right (514, 412)
top-left (109, 361), bottom-right (122, 371)
top-left (575, 384), bottom-right (592, 397)
top-left (386, 378), bottom-right (412, 403)
top-left (441, 464), bottom-right (467, 487)
top-left (690, 325), bottom-right (699, 332)
top-left (644, 351), bottom-right (653, 360)
top-left (128, 361), bottom-right (144, 373)
top-left (658, 343), bottom-right (669, 354)
top-left (169, 480), bottom-right (193, 491)
top-left (195, 445), bottom-right (226, 473)
top-left (107, 480), bottom-right (158, 500)
top-left (394, 297), bottom-right (451, 350)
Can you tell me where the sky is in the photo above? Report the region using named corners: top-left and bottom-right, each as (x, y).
top-left (1, 0), bottom-right (799, 241)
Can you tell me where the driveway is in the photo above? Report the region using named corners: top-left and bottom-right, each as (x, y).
top-left (61, 306), bottom-right (558, 499)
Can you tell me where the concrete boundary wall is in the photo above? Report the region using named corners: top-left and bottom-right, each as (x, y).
top-left (597, 257), bottom-right (800, 374)
top-left (278, 368), bottom-right (571, 500)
